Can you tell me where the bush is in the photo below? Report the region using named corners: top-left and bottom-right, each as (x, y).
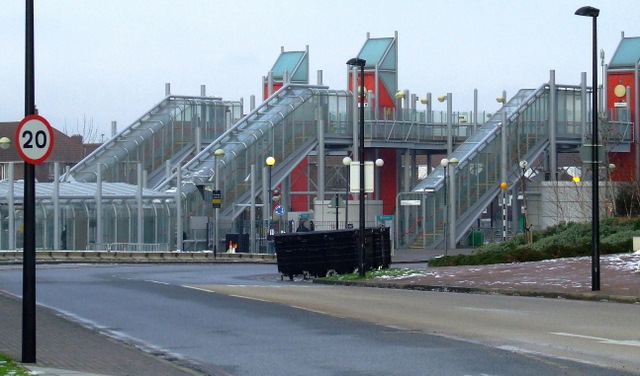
top-left (601, 230), bottom-right (634, 254)
top-left (429, 219), bottom-right (637, 267)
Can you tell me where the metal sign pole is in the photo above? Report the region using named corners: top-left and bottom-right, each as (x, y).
top-left (22, 0), bottom-right (37, 363)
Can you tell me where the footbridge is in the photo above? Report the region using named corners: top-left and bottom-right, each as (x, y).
top-left (59, 33), bottom-right (634, 253)
top-left (63, 75), bottom-right (631, 252)
top-left (398, 76), bottom-right (632, 249)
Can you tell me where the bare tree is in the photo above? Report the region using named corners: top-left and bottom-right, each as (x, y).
top-left (63, 115), bottom-right (99, 143)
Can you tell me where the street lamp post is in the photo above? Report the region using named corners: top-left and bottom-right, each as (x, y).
top-left (500, 182), bottom-right (508, 241)
top-left (447, 157), bottom-right (459, 250)
top-left (266, 156), bottom-right (275, 254)
top-left (575, 5), bottom-right (601, 291)
top-left (347, 57), bottom-right (367, 277)
top-left (440, 158), bottom-right (449, 256)
top-left (342, 156), bottom-right (352, 229)
top-left (519, 160), bottom-right (531, 244)
top-left (213, 148), bottom-right (225, 258)
top-left (438, 93), bottom-right (453, 155)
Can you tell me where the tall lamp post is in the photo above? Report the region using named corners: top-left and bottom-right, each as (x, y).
top-left (500, 182), bottom-right (508, 241)
top-left (575, 5), bottom-right (600, 291)
top-left (266, 156), bottom-right (275, 253)
top-left (519, 160), bottom-right (531, 244)
top-left (342, 156), bottom-right (352, 229)
top-left (447, 157), bottom-right (459, 250)
top-left (440, 158), bottom-right (449, 256)
top-left (213, 148), bottom-right (225, 258)
top-left (346, 57), bottom-right (366, 277)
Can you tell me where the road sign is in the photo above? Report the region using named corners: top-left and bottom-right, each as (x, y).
top-left (15, 114), bottom-right (55, 164)
top-left (328, 194), bottom-right (345, 208)
top-left (211, 190), bottom-right (221, 208)
top-left (274, 205), bottom-right (284, 215)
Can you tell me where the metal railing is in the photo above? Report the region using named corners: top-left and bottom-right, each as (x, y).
top-left (87, 243), bottom-right (170, 252)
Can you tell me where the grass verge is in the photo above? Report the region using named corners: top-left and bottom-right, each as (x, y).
top-left (0, 353), bottom-right (30, 376)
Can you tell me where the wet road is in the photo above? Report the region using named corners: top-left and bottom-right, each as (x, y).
top-left (0, 263), bottom-right (637, 375)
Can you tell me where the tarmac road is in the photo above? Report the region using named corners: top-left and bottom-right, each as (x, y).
top-left (200, 282), bottom-right (640, 373)
top-left (1, 263), bottom-right (638, 375)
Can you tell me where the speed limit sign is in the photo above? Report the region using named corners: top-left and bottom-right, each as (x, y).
top-left (15, 114), bottom-right (55, 164)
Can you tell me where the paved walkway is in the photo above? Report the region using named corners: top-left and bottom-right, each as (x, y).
top-left (367, 248), bottom-right (640, 304)
top-left (1, 248), bottom-right (638, 375)
top-left (0, 291), bottom-right (213, 376)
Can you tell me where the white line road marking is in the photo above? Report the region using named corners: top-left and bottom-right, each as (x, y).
top-left (182, 285), bottom-right (213, 293)
top-left (291, 305), bottom-right (329, 315)
top-left (228, 294), bottom-right (270, 302)
top-left (551, 332), bottom-right (640, 347)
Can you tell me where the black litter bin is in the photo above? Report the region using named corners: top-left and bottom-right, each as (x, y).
top-left (274, 227), bottom-right (391, 279)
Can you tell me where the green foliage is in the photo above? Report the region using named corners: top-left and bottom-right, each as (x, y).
top-left (323, 268), bottom-right (421, 280)
top-left (601, 230), bottom-right (634, 253)
top-left (0, 354), bottom-right (30, 376)
top-left (430, 218), bottom-right (639, 267)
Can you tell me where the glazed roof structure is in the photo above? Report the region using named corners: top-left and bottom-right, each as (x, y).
top-left (609, 36), bottom-right (640, 69)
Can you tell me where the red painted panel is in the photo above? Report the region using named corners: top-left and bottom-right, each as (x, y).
top-left (607, 72), bottom-right (636, 115)
top-left (290, 157), bottom-right (308, 211)
top-left (348, 72), bottom-right (396, 108)
top-left (609, 150), bottom-right (635, 181)
top-left (606, 71), bottom-right (638, 181)
top-left (263, 82), bottom-right (284, 101)
top-left (375, 149), bottom-right (397, 215)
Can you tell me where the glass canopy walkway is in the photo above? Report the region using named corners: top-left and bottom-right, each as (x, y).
top-left (65, 95), bottom-right (244, 187)
top-left (397, 81), bottom-right (633, 249)
top-left (2, 75), bottom-right (632, 251)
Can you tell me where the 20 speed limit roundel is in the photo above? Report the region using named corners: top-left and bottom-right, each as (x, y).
top-left (15, 115), bottom-right (55, 164)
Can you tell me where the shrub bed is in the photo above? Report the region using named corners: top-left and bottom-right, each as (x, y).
top-left (429, 218), bottom-right (638, 267)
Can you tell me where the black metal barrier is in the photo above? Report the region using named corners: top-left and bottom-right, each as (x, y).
top-left (274, 227), bottom-right (391, 280)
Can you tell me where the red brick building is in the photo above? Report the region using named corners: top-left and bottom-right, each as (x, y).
top-left (0, 121), bottom-right (100, 182)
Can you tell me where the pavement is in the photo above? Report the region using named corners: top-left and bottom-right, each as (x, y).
top-left (1, 247), bottom-right (639, 375)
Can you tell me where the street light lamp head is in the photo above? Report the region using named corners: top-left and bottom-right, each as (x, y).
top-left (395, 91), bottom-right (405, 99)
top-left (346, 57), bottom-right (366, 67)
top-left (342, 156), bottom-right (352, 166)
top-left (519, 160), bottom-right (528, 170)
top-left (449, 157), bottom-right (459, 167)
top-left (420, 97), bottom-right (429, 105)
top-left (375, 158), bottom-right (384, 167)
top-left (0, 136), bottom-right (10, 150)
top-left (266, 156), bottom-right (275, 166)
top-left (437, 95), bottom-right (447, 103)
top-left (496, 96), bottom-right (505, 104)
top-left (575, 6), bottom-right (599, 17)
top-left (214, 148), bottom-right (225, 157)
top-left (440, 158), bottom-right (449, 168)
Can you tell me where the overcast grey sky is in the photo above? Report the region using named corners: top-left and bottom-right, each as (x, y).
top-left (1, 1), bottom-right (639, 139)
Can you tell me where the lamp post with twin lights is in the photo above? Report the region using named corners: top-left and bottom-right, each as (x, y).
top-left (440, 157), bottom-right (459, 255)
top-left (265, 156), bottom-right (276, 253)
top-left (213, 148), bottom-right (225, 258)
top-left (342, 156), bottom-right (352, 229)
top-left (519, 160), bottom-right (531, 244)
